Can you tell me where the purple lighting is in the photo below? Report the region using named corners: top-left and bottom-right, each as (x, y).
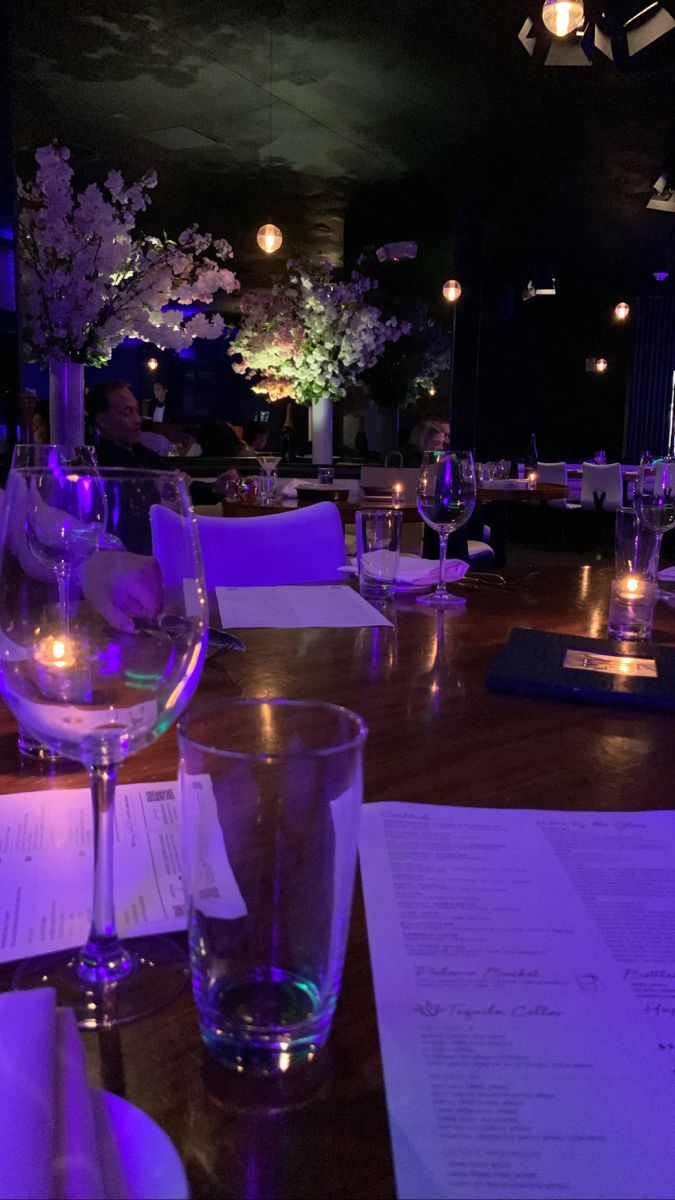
top-left (652, 271), bottom-right (669, 282)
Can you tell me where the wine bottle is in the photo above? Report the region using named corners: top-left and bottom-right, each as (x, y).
top-left (524, 433), bottom-right (538, 470)
top-left (280, 402), bottom-right (296, 463)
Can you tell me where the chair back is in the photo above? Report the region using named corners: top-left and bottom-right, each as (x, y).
top-left (360, 465), bottom-right (420, 495)
top-left (580, 462), bottom-right (623, 511)
top-left (151, 501), bottom-right (347, 590)
top-left (536, 461), bottom-right (568, 509)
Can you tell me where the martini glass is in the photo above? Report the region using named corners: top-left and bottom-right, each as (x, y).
top-left (257, 454), bottom-right (282, 506)
top-left (0, 467), bottom-right (207, 1028)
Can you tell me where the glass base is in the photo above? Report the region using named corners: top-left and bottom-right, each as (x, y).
top-left (417, 589), bottom-right (466, 607)
top-left (18, 727), bottom-right (61, 764)
top-left (12, 935), bottom-right (188, 1030)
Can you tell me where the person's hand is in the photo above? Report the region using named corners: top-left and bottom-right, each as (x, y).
top-left (79, 551), bottom-right (162, 633)
top-left (212, 468), bottom-right (240, 497)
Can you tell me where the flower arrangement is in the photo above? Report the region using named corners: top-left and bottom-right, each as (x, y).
top-left (19, 143), bottom-right (239, 367)
top-left (228, 260), bottom-right (409, 404)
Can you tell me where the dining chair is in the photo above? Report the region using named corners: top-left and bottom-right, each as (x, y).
top-left (536, 461), bottom-right (579, 510)
top-left (151, 500), bottom-right (348, 589)
top-left (580, 462), bottom-right (623, 511)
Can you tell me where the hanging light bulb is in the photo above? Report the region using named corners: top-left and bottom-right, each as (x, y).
top-left (146, 357), bottom-right (159, 372)
top-left (257, 223), bottom-right (283, 254)
top-left (541, 0), bottom-right (585, 37)
top-left (442, 279), bottom-right (462, 303)
top-left (596, 357), bottom-right (608, 373)
top-left (614, 301), bottom-right (630, 320)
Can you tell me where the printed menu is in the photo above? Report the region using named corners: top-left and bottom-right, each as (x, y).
top-left (359, 803), bottom-right (675, 1200)
top-left (0, 781), bottom-right (185, 961)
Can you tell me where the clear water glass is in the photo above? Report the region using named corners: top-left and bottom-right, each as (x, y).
top-left (179, 699), bottom-right (367, 1075)
top-left (0, 467), bottom-right (207, 1027)
top-left (416, 450), bottom-right (476, 607)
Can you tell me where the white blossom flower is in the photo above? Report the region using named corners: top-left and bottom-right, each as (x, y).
top-left (19, 142), bottom-right (239, 367)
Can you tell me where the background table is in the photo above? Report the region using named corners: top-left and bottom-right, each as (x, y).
top-left (0, 562), bottom-right (672, 1199)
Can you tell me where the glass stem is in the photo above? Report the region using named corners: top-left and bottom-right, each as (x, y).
top-left (77, 764), bottom-right (133, 985)
top-left (437, 530), bottom-right (449, 595)
top-left (56, 563), bottom-right (70, 634)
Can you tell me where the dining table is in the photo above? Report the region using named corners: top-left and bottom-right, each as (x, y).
top-left (0, 559), bottom-right (673, 1199)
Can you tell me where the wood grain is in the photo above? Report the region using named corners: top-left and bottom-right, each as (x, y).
top-left (2, 561), bottom-right (673, 1199)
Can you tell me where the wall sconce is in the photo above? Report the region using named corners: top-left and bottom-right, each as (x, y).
top-left (596, 358), bottom-right (608, 373)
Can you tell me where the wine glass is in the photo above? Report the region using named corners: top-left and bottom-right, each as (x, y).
top-left (634, 456), bottom-right (675, 599)
top-left (416, 450), bottom-right (476, 607)
top-left (0, 468), bottom-right (207, 1028)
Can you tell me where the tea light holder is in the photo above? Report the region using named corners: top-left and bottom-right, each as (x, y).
top-left (607, 574), bottom-right (657, 642)
top-left (392, 482), bottom-right (404, 507)
top-left (527, 470), bottom-right (538, 490)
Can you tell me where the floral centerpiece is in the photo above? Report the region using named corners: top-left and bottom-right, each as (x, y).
top-left (228, 260), bottom-right (409, 462)
top-left (19, 143), bottom-right (238, 443)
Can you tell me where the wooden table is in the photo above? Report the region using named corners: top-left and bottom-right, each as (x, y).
top-left (2, 561), bottom-right (673, 1199)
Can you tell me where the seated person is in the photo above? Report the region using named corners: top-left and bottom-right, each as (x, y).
top-left (197, 419), bottom-right (249, 458)
top-left (87, 380), bottom-right (236, 504)
top-left (241, 421), bottom-right (269, 454)
top-left (402, 419), bottom-right (450, 466)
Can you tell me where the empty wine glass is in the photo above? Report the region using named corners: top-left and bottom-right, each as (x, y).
top-left (416, 450), bottom-right (476, 607)
top-left (0, 467), bottom-right (207, 1027)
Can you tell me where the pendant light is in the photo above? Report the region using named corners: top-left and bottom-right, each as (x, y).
top-left (442, 279), bottom-right (462, 303)
top-left (614, 301), bottom-right (630, 321)
top-left (256, 14), bottom-right (283, 255)
top-left (541, 0), bottom-right (585, 38)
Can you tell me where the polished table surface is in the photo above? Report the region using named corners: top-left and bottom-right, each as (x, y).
top-left (1, 560), bottom-right (673, 1199)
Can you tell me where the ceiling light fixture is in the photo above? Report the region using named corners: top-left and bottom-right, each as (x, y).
top-left (541, 0), bottom-right (585, 38)
top-left (653, 271), bottom-right (670, 281)
top-left (519, 1), bottom-right (675, 67)
top-left (614, 301), bottom-right (630, 320)
top-left (596, 357), bottom-right (608, 372)
top-left (256, 13), bottom-right (283, 255)
top-left (146, 357), bottom-right (159, 372)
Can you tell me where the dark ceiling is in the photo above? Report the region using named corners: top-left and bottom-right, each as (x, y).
top-left (9, 0), bottom-right (675, 293)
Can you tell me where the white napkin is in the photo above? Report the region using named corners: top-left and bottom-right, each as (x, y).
top-left (393, 555), bottom-right (470, 587)
top-left (0, 989), bottom-right (103, 1199)
top-left (658, 566), bottom-right (675, 581)
top-left (339, 555), bottom-right (470, 587)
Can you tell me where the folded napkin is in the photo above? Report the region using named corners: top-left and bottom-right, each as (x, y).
top-left (0, 989), bottom-right (186, 1200)
top-left (658, 566), bottom-right (675, 582)
top-left (393, 554), bottom-right (470, 587)
top-left (340, 554), bottom-right (470, 587)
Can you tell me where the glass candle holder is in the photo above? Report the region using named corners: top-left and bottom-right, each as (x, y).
top-left (607, 575), bottom-right (657, 642)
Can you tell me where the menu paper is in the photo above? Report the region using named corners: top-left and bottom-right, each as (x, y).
top-left (0, 781), bottom-right (186, 961)
top-left (359, 803), bottom-right (675, 1200)
top-left (216, 584), bottom-right (392, 628)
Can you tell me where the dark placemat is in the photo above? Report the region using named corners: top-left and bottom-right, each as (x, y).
top-left (486, 626), bottom-right (675, 711)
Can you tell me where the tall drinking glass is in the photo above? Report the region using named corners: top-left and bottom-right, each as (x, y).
top-left (0, 468), bottom-right (207, 1027)
top-left (179, 699), bottom-right (367, 1074)
top-left (634, 457), bottom-right (675, 592)
top-left (416, 450), bottom-right (476, 606)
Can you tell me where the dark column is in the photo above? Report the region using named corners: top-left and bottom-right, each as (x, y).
top-left (625, 291), bottom-right (675, 460)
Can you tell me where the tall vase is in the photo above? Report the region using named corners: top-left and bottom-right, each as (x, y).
top-left (48, 359), bottom-right (85, 446)
top-left (311, 395), bottom-right (333, 466)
